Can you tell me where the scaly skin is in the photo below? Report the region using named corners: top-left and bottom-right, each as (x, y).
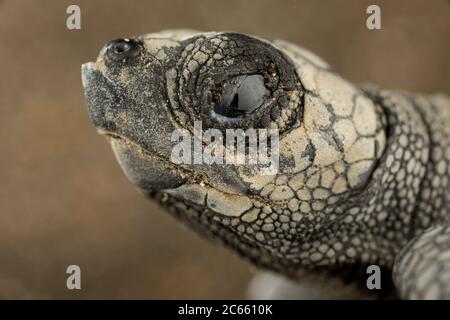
top-left (81, 30), bottom-right (450, 299)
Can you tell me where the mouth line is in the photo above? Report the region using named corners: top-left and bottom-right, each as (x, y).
top-left (99, 129), bottom-right (198, 184)
top-left (98, 129), bottom-right (281, 207)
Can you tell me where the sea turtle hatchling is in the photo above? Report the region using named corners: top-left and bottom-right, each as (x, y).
top-left (81, 30), bottom-right (450, 299)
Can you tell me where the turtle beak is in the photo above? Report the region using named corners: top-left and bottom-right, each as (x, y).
top-left (81, 62), bottom-right (123, 133)
top-left (82, 62), bottom-right (108, 129)
top-left (109, 137), bottom-right (187, 191)
top-left (82, 62), bottom-right (187, 192)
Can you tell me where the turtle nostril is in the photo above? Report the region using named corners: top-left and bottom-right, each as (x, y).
top-left (105, 38), bottom-right (142, 63)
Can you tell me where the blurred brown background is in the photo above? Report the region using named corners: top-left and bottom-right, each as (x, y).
top-left (0, 0), bottom-right (449, 299)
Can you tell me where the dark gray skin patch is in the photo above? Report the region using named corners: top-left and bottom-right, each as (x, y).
top-left (82, 30), bottom-right (450, 299)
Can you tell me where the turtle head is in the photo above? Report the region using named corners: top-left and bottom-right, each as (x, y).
top-left (81, 31), bottom-right (306, 197)
top-left (82, 30), bottom-right (387, 270)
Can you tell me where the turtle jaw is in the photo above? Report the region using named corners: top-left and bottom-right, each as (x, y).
top-left (107, 134), bottom-right (188, 192)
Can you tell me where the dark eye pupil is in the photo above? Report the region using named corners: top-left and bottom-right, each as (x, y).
top-left (213, 75), bottom-right (269, 118)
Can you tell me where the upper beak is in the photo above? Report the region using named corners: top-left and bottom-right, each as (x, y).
top-left (81, 62), bottom-right (120, 132)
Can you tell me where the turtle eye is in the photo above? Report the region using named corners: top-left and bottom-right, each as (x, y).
top-left (175, 33), bottom-right (303, 132)
top-left (212, 75), bottom-right (269, 118)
